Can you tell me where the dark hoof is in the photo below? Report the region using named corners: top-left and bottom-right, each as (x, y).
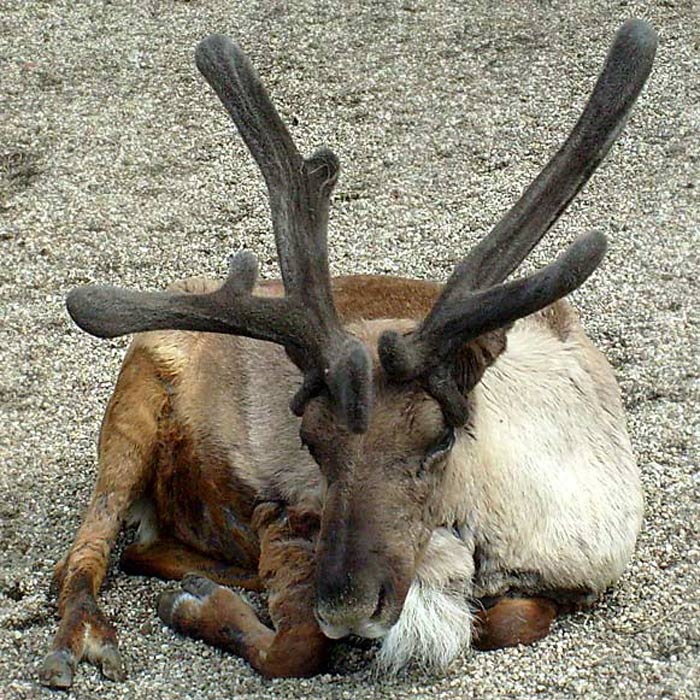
top-left (39, 650), bottom-right (75, 689)
top-left (157, 588), bottom-right (184, 626)
top-left (100, 644), bottom-right (127, 682)
top-left (181, 573), bottom-right (218, 599)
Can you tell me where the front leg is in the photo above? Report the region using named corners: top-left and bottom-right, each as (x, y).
top-left (157, 503), bottom-right (330, 677)
top-left (41, 573), bottom-right (125, 688)
top-left (40, 346), bottom-right (166, 687)
top-left (40, 492), bottom-right (131, 688)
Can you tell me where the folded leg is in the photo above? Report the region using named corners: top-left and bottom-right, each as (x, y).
top-left (472, 596), bottom-right (558, 650)
top-left (120, 537), bottom-right (262, 590)
top-left (158, 502), bottom-right (329, 677)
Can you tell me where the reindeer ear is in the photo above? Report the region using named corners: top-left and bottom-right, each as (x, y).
top-left (452, 328), bottom-right (508, 398)
top-left (419, 328), bottom-right (507, 428)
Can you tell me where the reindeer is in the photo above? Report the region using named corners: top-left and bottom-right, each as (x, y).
top-left (39, 19), bottom-right (656, 688)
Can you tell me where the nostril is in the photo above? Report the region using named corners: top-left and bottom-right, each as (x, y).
top-left (371, 583), bottom-right (388, 621)
top-left (314, 607), bottom-right (329, 627)
top-left (314, 606), bottom-right (352, 640)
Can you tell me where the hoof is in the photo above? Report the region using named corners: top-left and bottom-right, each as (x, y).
top-left (157, 588), bottom-right (189, 626)
top-left (39, 650), bottom-right (75, 689)
top-left (181, 573), bottom-right (219, 599)
top-left (158, 574), bottom-right (220, 625)
top-left (99, 644), bottom-right (127, 682)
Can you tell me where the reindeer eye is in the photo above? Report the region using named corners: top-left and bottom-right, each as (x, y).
top-left (429, 426), bottom-right (455, 457)
top-left (419, 426), bottom-right (455, 476)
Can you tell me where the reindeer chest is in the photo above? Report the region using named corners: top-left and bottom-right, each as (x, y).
top-left (149, 360), bottom-right (261, 569)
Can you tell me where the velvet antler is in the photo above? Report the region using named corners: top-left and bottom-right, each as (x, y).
top-left (378, 19), bottom-right (657, 425)
top-left (67, 35), bottom-right (372, 432)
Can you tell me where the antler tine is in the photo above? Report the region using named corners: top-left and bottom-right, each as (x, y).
top-left (433, 230), bottom-right (605, 352)
top-left (381, 230), bottom-right (607, 372)
top-left (379, 230), bottom-right (608, 424)
top-left (195, 35), bottom-right (341, 335)
top-left (67, 251), bottom-right (313, 350)
top-left (442, 18), bottom-right (656, 297)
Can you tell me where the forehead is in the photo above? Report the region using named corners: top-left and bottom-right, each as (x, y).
top-left (311, 318), bottom-right (445, 440)
top-left (369, 379), bottom-right (445, 446)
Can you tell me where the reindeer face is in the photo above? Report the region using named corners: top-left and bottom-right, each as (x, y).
top-left (302, 384), bottom-right (453, 638)
top-left (299, 320), bottom-right (486, 640)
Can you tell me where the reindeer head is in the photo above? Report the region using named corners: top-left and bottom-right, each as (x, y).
top-left (67, 21), bottom-right (656, 640)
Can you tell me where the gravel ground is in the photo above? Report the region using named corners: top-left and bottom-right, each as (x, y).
top-left (1, 1), bottom-right (698, 698)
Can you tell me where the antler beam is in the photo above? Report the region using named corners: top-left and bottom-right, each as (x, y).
top-left (446, 18), bottom-right (657, 293)
top-left (67, 35), bottom-right (373, 433)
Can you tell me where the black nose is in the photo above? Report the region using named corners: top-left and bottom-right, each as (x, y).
top-left (315, 565), bottom-right (396, 632)
top-left (315, 481), bottom-right (400, 632)
top-left (315, 546), bottom-right (382, 607)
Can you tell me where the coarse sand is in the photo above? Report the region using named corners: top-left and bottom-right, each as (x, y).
top-left (1, 1), bottom-right (698, 699)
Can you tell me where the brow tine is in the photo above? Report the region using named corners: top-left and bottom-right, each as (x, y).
top-left (444, 18), bottom-right (656, 295)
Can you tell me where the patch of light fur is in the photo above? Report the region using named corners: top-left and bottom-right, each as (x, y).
top-left (169, 591), bottom-right (198, 617)
top-left (126, 497), bottom-right (159, 545)
top-left (83, 624), bottom-right (114, 663)
top-left (374, 579), bottom-right (473, 675)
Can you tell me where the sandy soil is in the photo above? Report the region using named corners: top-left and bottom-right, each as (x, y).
top-left (1, 1), bottom-right (698, 698)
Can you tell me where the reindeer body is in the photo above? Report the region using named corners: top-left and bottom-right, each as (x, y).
top-left (40, 21), bottom-right (655, 689)
top-left (106, 273), bottom-right (640, 671)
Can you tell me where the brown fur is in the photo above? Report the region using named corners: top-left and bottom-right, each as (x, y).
top-left (332, 275), bottom-right (441, 322)
top-left (472, 598), bottom-right (558, 651)
top-left (152, 419), bottom-right (259, 568)
top-left (120, 538), bottom-right (262, 590)
top-left (41, 275), bottom-right (446, 685)
top-left (158, 503), bottom-right (329, 678)
top-left (40, 346), bottom-right (167, 687)
top-left (532, 300), bottom-right (577, 341)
